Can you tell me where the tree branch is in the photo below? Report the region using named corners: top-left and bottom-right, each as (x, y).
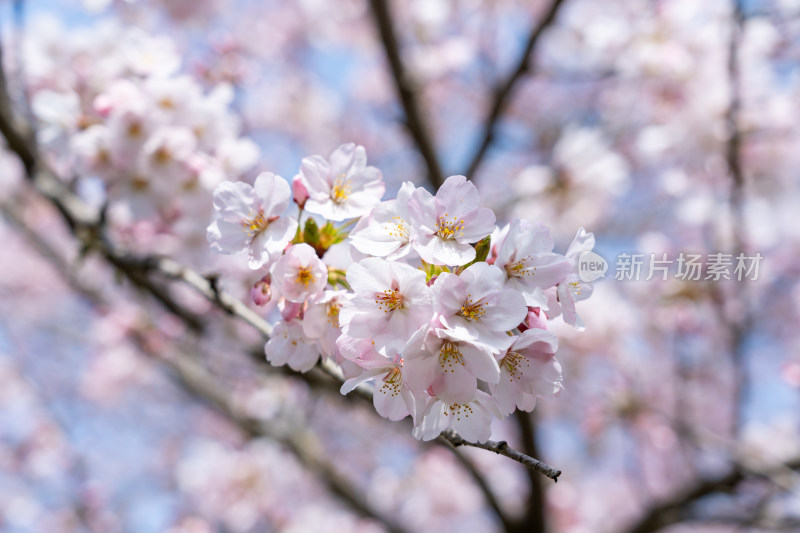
top-left (622, 456), bottom-right (800, 533)
top-left (0, 201), bottom-right (410, 533)
top-left (367, 0), bottom-right (445, 189)
top-left (439, 429), bottom-right (561, 482)
top-left (463, 0), bottom-right (566, 179)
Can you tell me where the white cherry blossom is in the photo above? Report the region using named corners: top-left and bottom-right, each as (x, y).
top-left (493, 218), bottom-right (572, 308)
top-left (338, 257), bottom-right (433, 354)
top-left (207, 172), bottom-right (297, 269)
top-left (433, 262), bottom-right (527, 350)
top-left (297, 143), bottom-right (385, 221)
top-left (407, 175), bottom-right (495, 266)
top-left (270, 243), bottom-right (328, 303)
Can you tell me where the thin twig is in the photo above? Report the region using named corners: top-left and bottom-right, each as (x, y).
top-left (440, 430), bottom-right (561, 482)
top-left (463, 0), bottom-right (566, 179)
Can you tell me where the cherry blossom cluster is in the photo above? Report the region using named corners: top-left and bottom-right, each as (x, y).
top-left (24, 21), bottom-right (258, 257)
top-left (208, 143), bottom-right (597, 443)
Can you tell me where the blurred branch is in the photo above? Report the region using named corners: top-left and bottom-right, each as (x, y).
top-left (507, 411), bottom-right (546, 533)
top-left (157, 340), bottom-right (412, 533)
top-left (722, 0), bottom-right (749, 437)
top-left (367, 0), bottom-right (445, 189)
top-left (463, 0), bottom-right (566, 179)
top-left (622, 456), bottom-right (800, 533)
top-left (0, 202), bottom-right (409, 533)
top-left (0, 39), bottom-right (563, 489)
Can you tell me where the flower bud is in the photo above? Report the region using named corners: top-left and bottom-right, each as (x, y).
top-left (518, 307), bottom-right (547, 332)
top-left (292, 175), bottom-right (309, 209)
top-left (251, 275), bottom-right (272, 306)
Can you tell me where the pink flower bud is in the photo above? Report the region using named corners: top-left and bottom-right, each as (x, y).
top-left (518, 307), bottom-right (547, 332)
top-left (292, 175), bottom-right (309, 209)
top-left (251, 275), bottom-right (272, 306)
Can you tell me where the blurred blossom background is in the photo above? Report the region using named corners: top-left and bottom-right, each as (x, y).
top-left (1, 0), bottom-right (799, 532)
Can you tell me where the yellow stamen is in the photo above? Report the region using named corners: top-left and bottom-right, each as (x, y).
top-left (327, 301), bottom-right (341, 327)
top-left (439, 340), bottom-right (464, 373)
top-left (443, 402), bottom-right (475, 421)
top-left (375, 288), bottom-right (404, 312)
top-left (507, 256), bottom-right (537, 277)
top-left (459, 294), bottom-right (487, 321)
top-left (331, 173), bottom-right (352, 204)
top-left (379, 367), bottom-right (403, 397)
top-left (296, 267), bottom-right (314, 287)
top-left (242, 209), bottom-right (269, 237)
top-left (436, 212), bottom-right (465, 240)
top-left (500, 351), bottom-right (530, 383)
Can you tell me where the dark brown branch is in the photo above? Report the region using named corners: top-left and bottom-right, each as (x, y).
top-left (367, 0), bottom-right (445, 189)
top-left (463, 0), bottom-right (566, 179)
top-left (440, 429), bottom-right (561, 482)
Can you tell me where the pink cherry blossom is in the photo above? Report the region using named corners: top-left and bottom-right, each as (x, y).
top-left (207, 172), bottom-right (297, 270)
top-left (491, 328), bottom-right (563, 415)
top-left (348, 182), bottom-right (417, 260)
top-left (407, 175), bottom-right (496, 266)
top-left (338, 336), bottom-right (419, 422)
top-left (270, 243), bottom-right (328, 303)
top-left (338, 257), bottom-right (433, 354)
top-left (301, 290), bottom-right (347, 357)
top-left (264, 319), bottom-right (319, 372)
top-left (493, 218), bottom-right (572, 308)
top-left (297, 143), bottom-right (385, 221)
top-left (433, 262), bottom-right (527, 350)
top-left (403, 318), bottom-right (500, 404)
top-left (554, 227), bottom-right (596, 329)
top-left (413, 390), bottom-right (501, 443)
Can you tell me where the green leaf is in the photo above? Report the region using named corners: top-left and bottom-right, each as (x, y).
top-left (455, 235), bottom-right (492, 273)
top-left (303, 218), bottom-right (320, 245)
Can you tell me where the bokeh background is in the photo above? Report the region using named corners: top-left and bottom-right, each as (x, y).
top-left (1, 0), bottom-right (799, 532)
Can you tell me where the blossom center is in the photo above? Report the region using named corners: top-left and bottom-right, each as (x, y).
top-left (386, 216), bottom-right (409, 241)
top-left (295, 266), bottom-right (315, 287)
top-left (443, 402), bottom-right (474, 421)
top-left (242, 209), bottom-right (269, 237)
top-left (379, 366), bottom-right (403, 397)
top-left (375, 288), bottom-right (405, 312)
top-left (507, 256), bottom-right (536, 277)
top-left (331, 173), bottom-right (352, 204)
top-left (439, 340), bottom-right (464, 373)
top-left (327, 301), bottom-right (341, 327)
top-left (436, 213), bottom-right (465, 240)
top-left (458, 295), bottom-right (487, 321)
top-left (501, 351), bottom-right (530, 382)
top-left (153, 145), bottom-right (172, 165)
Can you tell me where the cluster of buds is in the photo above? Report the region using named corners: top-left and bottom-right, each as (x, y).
top-left (208, 144), bottom-right (597, 442)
